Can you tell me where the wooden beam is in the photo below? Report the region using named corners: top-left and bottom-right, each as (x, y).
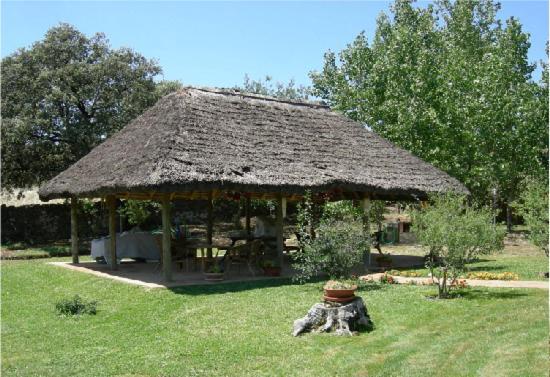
top-left (362, 197), bottom-right (371, 270)
top-left (276, 194), bottom-right (284, 269)
top-left (161, 194), bottom-right (172, 281)
top-left (206, 192), bottom-right (213, 258)
top-left (70, 197), bottom-right (79, 264)
top-left (245, 196), bottom-right (251, 239)
top-left (107, 195), bottom-right (117, 271)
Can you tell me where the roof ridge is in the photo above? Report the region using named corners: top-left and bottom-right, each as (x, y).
top-left (180, 86), bottom-right (330, 110)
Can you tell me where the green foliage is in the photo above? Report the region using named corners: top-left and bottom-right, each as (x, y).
top-left (79, 199), bottom-right (99, 217)
top-left (292, 215), bottom-right (368, 283)
top-left (236, 74), bottom-right (310, 100)
top-left (324, 279), bottom-right (357, 290)
top-left (1, 23), bottom-right (166, 189)
top-left (412, 194), bottom-right (505, 298)
top-left (295, 191), bottom-right (315, 246)
top-left (154, 80), bottom-right (183, 98)
top-left (250, 199), bottom-right (276, 216)
top-left (513, 178), bottom-right (549, 256)
top-left (321, 200), bottom-right (362, 221)
top-left (55, 295), bottom-right (97, 316)
top-left (118, 200), bottom-right (160, 227)
top-left (310, 0), bottom-right (548, 211)
top-left (368, 201), bottom-right (387, 231)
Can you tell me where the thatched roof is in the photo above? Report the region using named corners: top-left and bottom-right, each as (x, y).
top-left (39, 87), bottom-right (468, 201)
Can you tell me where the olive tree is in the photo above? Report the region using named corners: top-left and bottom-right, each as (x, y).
top-left (412, 194), bottom-right (505, 298)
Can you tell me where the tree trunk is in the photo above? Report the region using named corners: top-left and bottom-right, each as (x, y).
top-left (70, 198), bottom-right (79, 264)
top-left (293, 297), bottom-right (372, 336)
top-left (506, 203), bottom-right (513, 232)
top-left (439, 268), bottom-right (448, 299)
top-left (492, 187), bottom-right (498, 226)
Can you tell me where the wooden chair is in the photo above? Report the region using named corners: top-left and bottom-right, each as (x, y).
top-left (226, 239), bottom-right (263, 276)
top-left (154, 235), bottom-right (196, 272)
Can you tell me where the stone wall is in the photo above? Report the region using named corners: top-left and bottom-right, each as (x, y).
top-left (1, 199), bottom-right (293, 245)
top-left (1, 203), bottom-right (106, 245)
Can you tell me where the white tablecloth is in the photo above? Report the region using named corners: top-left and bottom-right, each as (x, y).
top-left (91, 231), bottom-right (160, 264)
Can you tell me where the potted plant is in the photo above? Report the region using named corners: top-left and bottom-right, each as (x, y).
top-left (323, 280), bottom-right (358, 303)
top-left (261, 260), bottom-right (282, 276)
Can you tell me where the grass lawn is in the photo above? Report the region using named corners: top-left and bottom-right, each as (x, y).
top-left (2, 258), bottom-right (548, 377)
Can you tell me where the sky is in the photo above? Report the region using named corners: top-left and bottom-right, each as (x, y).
top-left (2, 1), bottom-right (549, 88)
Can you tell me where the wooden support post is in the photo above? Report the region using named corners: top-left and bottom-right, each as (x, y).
top-left (276, 194), bottom-right (284, 269)
top-left (207, 192), bottom-right (213, 259)
top-left (107, 195), bottom-right (117, 271)
top-left (362, 197), bottom-right (371, 269)
top-left (245, 196), bottom-right (251, 239)
top-left (161, 194), bottom-right (172, 282)
top-left (70, 197), bottom-right (79, 264)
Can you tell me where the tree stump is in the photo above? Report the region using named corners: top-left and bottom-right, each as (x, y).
top-left (292, 296), bottom-right (373, 336)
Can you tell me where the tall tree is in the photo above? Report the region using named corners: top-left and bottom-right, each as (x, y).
top-left (310, 0), bottom-right (548, 227)
top-left (1, 23), bottom-right (168, 190)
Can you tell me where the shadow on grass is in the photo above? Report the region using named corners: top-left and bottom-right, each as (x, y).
top-left (426, 288), bottom-right (529, 301)
top-left (459, 288), bottom-right (529, 300)
top-left (464, 265), bottom-right (507, 273)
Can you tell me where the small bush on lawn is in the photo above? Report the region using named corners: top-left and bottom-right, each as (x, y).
top-left (55, 295), bottom-right (98, 316)
top-left (466, 271), bottom-right (519, 280)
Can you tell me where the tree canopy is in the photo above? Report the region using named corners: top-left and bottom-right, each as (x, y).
top-left (235, 74), bottom-right (309, 100)
top-left (1, 24), bottom-right (181, 190)
top-left (310, 0), bottom-right (548, 215)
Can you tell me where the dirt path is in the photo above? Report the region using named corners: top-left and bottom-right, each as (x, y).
top-left (361, 273), bottom-right (548, 289)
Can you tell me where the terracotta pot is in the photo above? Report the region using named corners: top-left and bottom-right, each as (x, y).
top-left (204, 272), bottom-right (224, 281)
top-left (323, 285), bottom-right (357, 303)
top-left (263, 266), bottom-right (282, 277)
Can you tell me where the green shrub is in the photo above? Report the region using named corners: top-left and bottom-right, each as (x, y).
top-left (43, 246), bottom-right (70, 257)
top-left (292, 216), bottom-right (368, 283)
top-left (118, 200), bottom-right (160, 227)
top-left (55, 295), bottom-right (98, 316)
top-left (513, 178), bottom-right (549, 257)
top-left (412, 194), bottom-right (505, 298)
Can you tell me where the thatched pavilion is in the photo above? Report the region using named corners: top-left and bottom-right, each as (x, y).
top-left (39, 87), bottom-right (468, 281)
